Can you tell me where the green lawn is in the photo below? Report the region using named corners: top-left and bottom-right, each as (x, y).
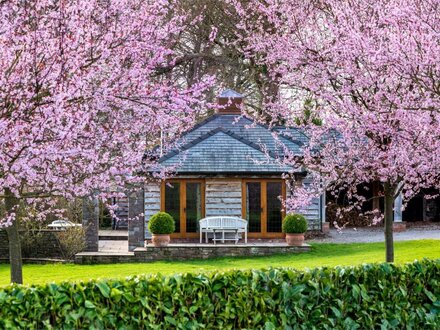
top-left (1, 239), bottom-right (439, 286)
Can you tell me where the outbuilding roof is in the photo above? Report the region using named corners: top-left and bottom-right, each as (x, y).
top-left (157, 113), bottom-right (307, 174)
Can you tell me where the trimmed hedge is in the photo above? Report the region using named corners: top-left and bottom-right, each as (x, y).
top-left (0, 260), bottom-right (439, 329)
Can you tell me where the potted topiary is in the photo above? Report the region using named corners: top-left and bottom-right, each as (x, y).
top-left (282, 213), bottom-right (308, 246)
top-left (148, 212), bottom-right (175, 247)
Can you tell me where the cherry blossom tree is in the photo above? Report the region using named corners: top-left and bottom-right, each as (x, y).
top-left (0, 0), bottom-right (210, 283)
top-left (234, 0), bottom-right (440, 262)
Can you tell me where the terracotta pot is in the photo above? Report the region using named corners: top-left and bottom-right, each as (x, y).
top-left (285, 233), bottom-right (305, 246)
top-left (151, 234), bottom-right (171, 247)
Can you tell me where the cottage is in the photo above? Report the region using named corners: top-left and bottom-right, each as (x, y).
top-left (103, 90), bottom-right (440, 252)
top-left (141, 90), bottom-right (327, 240)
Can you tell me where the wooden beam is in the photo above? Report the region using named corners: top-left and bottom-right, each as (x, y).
top-left (281, 181), bottom-right (286, 219)
top-left (160, 181), bottom-right (165, 212)
top-left (241, 180), bottom-right (246, 219)
top-left (180, 181), bottom-right (186, 237)
top-left (261, 181), bottom-right (267, 236)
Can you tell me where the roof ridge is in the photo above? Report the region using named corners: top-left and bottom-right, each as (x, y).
top-left (245, 118), bottom-right (307, 146)
top-left (176, 113), bottom-right (306, 147)
top-left (218, 128), bottom-right (279, 159)
top-left (216, 114), bottom-right (306, 147)
top-left (180, 113), bottom-right (221, 136)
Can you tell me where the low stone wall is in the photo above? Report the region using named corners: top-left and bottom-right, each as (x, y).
top-left (0, 230), bottom-right (65, 260)
top-left (74, 252), bottom-right (136, 264)
top-left (75, 244), bottom-right (311, 264)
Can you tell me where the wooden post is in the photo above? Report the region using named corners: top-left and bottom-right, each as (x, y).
top-left (321, 193), bottom-right (330, 234)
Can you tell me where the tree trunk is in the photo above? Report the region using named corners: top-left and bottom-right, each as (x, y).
top-left (383, 184), bottom-right (395, 263)
top-left (4, 188), bottom-right (23, 284)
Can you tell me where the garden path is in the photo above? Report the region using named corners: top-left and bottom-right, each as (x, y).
top-left (309, 225), bottom-right (440, 244)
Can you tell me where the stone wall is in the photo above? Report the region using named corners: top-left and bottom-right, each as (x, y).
top-left (135, 244), bottom-right (310, 262)
top-left (75, 244), bottom-right (311, 264)
top-left (75, 252), bottom-right (136, 264)
top-left (82, 196), bottom-right (99, 252)
top-left (0, 230), bottom-right (66, 260)
top-left (128, 189), bottom-right (145, 251)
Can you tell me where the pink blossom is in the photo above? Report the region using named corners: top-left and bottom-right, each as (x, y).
top-left (0, 1), bottom-right (211, 224)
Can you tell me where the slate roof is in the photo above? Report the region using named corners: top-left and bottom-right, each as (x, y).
top-left (274, 127), bottom-right (309, 146)
top-left (178, 115), bottom-right (304, 154)
top-left (156, 114), bottom-right (307, 174)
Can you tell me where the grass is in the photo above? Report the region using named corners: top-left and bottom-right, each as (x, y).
top-left (0, 239), bottom-right (439, 286)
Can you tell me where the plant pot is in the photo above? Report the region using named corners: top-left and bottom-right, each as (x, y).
top-left (285, 233), bottom-right (304, 246)
top-left (151, 234), bottom-right (170, 247)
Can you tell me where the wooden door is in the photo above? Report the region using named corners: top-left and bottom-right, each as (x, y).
top-left (161, 180), bottom-right (205, 238)
top-left (242, 179), bottom-right (285, 238)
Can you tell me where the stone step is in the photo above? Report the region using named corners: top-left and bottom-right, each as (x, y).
top-left (98, 230), bottom-right (128, 241)
top-left (99, 235), bottom-right (128, 241)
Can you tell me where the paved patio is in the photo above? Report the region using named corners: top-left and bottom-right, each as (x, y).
top-left (98, 240), bottom-right (290, 252)
top-left (98, 226), bottom-right (440, 253)
top-left (99, 240), bottom-right (129, 253)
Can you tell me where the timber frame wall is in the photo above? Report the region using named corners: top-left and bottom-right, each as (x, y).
top-left (144, 177), bottom-right (322, 239)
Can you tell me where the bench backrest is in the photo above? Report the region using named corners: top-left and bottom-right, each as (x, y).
top-left (199, 216), bottom-right (247, 230)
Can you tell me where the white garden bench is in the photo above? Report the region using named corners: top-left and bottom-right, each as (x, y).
top-left (199, 216), bottom-right (248, 244)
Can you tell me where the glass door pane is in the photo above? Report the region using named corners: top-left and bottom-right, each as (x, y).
top-left (186, 182), bottom-right (202, 233)
top-left (267, 182), bottom-right (283, 232)
top-left (246, 182), bottom-right (261, 233)
top-left (165, 182), bottom-right (180, 233)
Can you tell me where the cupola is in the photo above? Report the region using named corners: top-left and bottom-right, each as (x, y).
top-left (216, 89), bottom-right (243, 115)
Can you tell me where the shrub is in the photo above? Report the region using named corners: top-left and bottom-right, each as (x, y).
top-left (282, 213), bottom-right (308, 233)
top-left (19, 228), bottom-right (86, 261)
top-left (19, 221), bottom-right (46, 257)
top-left (148, 212), bottom-right (175, 234)
top-left (56, 226), bottom-right (87, 260)
top-left (15, 220), bottom-right (85, 260)
top-left (0, 260), bottom-right (439, 328)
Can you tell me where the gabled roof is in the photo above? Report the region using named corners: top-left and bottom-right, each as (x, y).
top-left (160, 129), bottom-right (293, 173)
top-left (177, 115), bottom-right (304, 154)
top-left (156, 114), bottom-right (307, 174)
